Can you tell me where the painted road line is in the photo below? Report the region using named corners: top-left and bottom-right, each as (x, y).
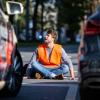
top-left (22, 83), bottom-right (69, 87)
top-left (65, 85), bottom-right (78, 100)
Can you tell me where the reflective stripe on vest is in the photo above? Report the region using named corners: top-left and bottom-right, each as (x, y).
top-left (37, 44), bottom-right (62, 68)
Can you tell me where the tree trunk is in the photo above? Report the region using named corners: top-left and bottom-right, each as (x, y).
top-left (32, 0), bottom-right (40, 40)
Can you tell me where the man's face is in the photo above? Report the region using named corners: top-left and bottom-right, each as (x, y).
top-left (44, 33), bottom-right (54, 44)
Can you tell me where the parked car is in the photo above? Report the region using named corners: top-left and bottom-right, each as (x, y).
top-left (0, 1), bottom-right (23, 97)
top-left (78, 6), bottom-right (100, 100)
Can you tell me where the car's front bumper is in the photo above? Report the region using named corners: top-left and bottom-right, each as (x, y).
top-left (80, 72), bottom-right (100, 89)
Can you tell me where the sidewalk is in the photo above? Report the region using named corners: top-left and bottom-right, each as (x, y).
top-left (18, 43), bottom-right (79, 53)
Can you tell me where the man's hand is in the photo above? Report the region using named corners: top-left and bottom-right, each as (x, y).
top-left (70, 77), bottom-right (75, 80)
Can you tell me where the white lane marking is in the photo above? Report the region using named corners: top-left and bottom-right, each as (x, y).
top-left (65, 85), bottom-right (78, 100)
top-left (22, 83), bottom-right (69, 87)
top-left (22, 80), bottom-right (78, 86)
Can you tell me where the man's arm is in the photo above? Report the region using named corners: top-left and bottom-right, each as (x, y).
top-left (61, 48), bottom-right (75, 79)
top-left (27, 49), bottom-right (37, 68)
top-left (69, 66), bottom-right (75, 80)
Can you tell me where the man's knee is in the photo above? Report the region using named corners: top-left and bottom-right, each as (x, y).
top-left (61, 64), bottom-right (69, 73)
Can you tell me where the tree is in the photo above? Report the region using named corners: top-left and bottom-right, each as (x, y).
top-left (32, 0), bottom-right (40, 40)
top-left (56, 0), bottom-right (97, 41)
top-left (32, 0), bottom-right (46, 40)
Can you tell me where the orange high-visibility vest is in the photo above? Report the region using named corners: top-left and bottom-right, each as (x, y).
top-left (37, 44), bottom-right (62, 68)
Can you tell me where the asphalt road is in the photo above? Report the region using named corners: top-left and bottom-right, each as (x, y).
top-left (0, 44), bottom-right (80, 100)
top-left (0, 44), bottom-right (99, 100)
top-left (0, 80), bottom-right (79, 100)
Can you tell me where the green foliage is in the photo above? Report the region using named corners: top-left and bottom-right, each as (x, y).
top-left (57, 0), bottom-right (88, 33)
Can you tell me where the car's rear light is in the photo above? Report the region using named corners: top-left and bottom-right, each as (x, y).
top-left (84, 21), bottom-right (100, 35)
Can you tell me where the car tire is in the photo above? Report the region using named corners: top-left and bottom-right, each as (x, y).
top-left (79, 86), bottom-right (87, 100)
top-left (2, 48), bottom-right (23, 97)
top-left (79, 84), bottom-right (91, 100)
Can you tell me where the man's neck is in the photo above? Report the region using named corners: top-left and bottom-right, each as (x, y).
top-left (46, 42), bottom-right (54, 49)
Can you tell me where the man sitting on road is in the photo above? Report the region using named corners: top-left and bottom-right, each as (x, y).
top-left (26, 28), bottom-right (75, 79)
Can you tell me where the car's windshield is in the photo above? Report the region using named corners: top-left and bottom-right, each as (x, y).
top-left (84, 35), bottom-right (100, 53)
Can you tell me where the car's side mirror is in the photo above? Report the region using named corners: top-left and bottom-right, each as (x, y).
top-left (6, 1), bottom-right (23, 15)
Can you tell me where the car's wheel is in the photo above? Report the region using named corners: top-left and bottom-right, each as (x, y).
top-left (79, 86), bottom-right (87, 100)
top-left (3, 48), bottom-right (23, 97)
top-left (79, 84), bottom-right (91, 100)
